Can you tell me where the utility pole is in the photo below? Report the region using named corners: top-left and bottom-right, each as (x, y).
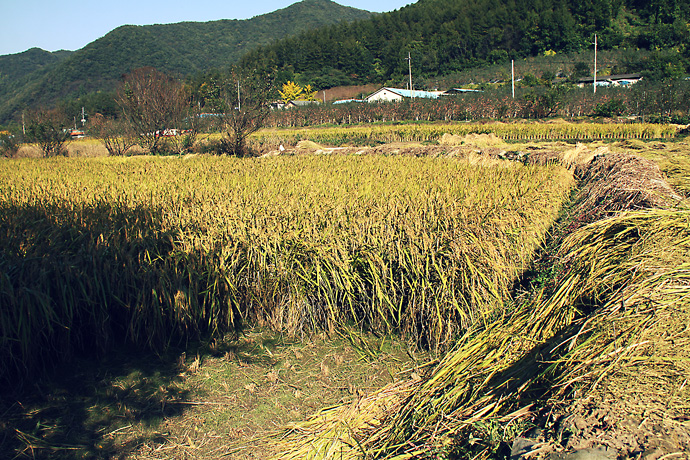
top-left (406, 52), bottom-right (414, 99)
top-left (593, 34), bottom-right (598, 94)
top-left (510, 59), bottom-right (515, 99)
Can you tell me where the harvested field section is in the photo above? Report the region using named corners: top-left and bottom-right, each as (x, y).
top-left (272, 145), bottom-right (690, 460)
top-left (619, 139), bottom-right (690, 197)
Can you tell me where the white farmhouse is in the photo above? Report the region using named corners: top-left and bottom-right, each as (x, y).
top-left (365, 87), bottom-right (444, 103)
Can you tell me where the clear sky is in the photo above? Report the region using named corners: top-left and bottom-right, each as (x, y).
top-left (0, 0), bottom-right (413, 56)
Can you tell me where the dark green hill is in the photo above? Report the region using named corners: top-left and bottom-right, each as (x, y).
top-left (0, 48), bottom-right (72, 82)
top-left (0, 49), bottom-right (75, 126)
top-left (240, 0), bottom-right (690, 87)
top-left (0, 0), bottom-right (372, 124)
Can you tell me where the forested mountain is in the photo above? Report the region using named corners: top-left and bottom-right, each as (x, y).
top-left (0, 0), bottom-right (372, 124)
top-left (0, 49), bottom-right (77, 126)
top-left (2, 0), bottom-right (689, 126)
top-left (240, 0), bottom-right (690, 87)
top-left (0, 48), bottom-right (72, 83)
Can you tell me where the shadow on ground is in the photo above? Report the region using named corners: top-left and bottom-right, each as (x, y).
top-left (0, 344), bottom-right (195, 459)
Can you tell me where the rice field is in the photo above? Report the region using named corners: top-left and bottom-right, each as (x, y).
top-left (289, 207), bottom-right (689, 460)
top-left (2, 133), bottom-right (688, 459)
top-left (254, 121), bottom-right (679, 148)
top-left (270, 142), bottom-right (690, 460)
top-left (10, 121), bottom-right (680, 159)
top-left (0, 154), bottom-right (573, 383)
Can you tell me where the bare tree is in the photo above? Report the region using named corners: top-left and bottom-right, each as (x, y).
top-left (117, 67), bottom-right (189, 154)
top-left (25, 107), bottom-right (71, 157)
top-left (89, 114), bottom-right (138, 156)
top-left (212, 67), bottom-right (274, 157)
top-left (166, 91), bottom-right (205, 155)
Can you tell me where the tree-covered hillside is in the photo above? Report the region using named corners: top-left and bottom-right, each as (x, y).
top-left (240, 0), bottom-right (690, 87)
top-left (0, 0), bottom-right (372, 125)
top-left (0, 49), bottom-right (75, 127)
top-left (0, 48), bottom-right (72, 83)
top-left (2, 0), bottom-right (689, 126)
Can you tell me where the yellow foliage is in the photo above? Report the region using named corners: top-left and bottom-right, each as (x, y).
top-left (279, 81), bottom-right (319, 102)
top-left (303, 84), bottom-right (318, 102)
top-left (279, 81), bottom-right (304, 102)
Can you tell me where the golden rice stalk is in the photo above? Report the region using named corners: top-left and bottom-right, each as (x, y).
top-left (271, 379), bottom-right (420, 460)
top-left (0, 155), bottom-right (572, 382)
top-left (273, 208), bottom-right (690, 459)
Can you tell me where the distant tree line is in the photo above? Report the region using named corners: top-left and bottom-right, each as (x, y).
top-left (239, 0), bottom-right (690, 89)
top-left (258, 80), bottom-right (690, 128)
top-left (4, 71), bottom-right (688, 159)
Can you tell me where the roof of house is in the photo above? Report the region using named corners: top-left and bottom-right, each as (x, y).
top-left (333, 99), bottom-right (365, 104)
top-left (578, 73), bottom-right (642, 84)
top-left (288, 100), bottom-right (320, 106)
top-left (444, 88), bottom-right (484, 94)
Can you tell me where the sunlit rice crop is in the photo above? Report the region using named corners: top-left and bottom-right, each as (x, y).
top-left (0, 155), bottom-right (573, 383)
top-left (272, 207), bottom-right (690, 460)
top-left (252, 122), bottom-right (677, 148)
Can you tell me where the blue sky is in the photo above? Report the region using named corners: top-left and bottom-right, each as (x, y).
top-left (0, 0), bottom-right (413, 56)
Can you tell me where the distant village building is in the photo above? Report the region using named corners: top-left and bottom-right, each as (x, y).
top-left (333, 99), bottom-right (365, 104)
top-left (365, 87), bottom-right (445, 103)
top-left (271, 100), bottom-right (320, 109)
top-left (577, 73), bottom-right (642, 88)
top-left (365, 87), bottom-right (481, 103)
top-left (443, 88), bottom-right (483, 94)
top-left (286, 100), bottom-right (320, 108)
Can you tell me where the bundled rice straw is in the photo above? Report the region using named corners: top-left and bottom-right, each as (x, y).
top-left (571, 153), bottom-right (683, 224)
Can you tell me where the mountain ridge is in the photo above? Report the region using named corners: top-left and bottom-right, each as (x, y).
top-left (239, 0), bottom-right (690, 86)
top-left (0, 0), bottom-right (373, 124)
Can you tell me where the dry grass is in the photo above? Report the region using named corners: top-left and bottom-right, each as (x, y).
top-left (570, 151), bottom-right (684, 224)
top-left (13, 138), bottom-right (147, 158)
